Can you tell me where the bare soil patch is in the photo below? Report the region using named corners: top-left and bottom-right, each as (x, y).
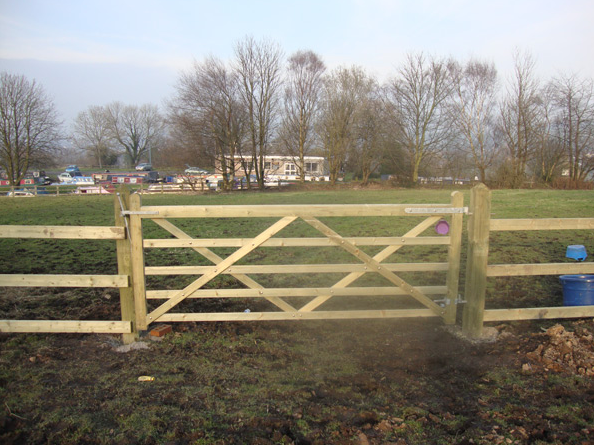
top-left (2, 314), bottom-right (594, 444)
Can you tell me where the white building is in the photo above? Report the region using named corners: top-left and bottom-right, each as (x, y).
top-left (216, 155), bottom-right (329, 181)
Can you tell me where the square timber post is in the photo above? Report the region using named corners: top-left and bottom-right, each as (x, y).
top-left (114, 186), bottom-right (138, 344)
top-left (462, 184), bottom-right (491, 337)
top-left (444, 191), bottom-right (464, 324)
top-left (128, 193), bottom-right (149, 331)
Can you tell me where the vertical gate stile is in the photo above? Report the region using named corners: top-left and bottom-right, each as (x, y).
top-left (114, 186), bottom-right (137, 343)
top-left (129, 193), bottom-right (149, 331)
top-left (444, 191), bottom-right (464, 324)
top-left (462, 184), bottom-right (491, 337)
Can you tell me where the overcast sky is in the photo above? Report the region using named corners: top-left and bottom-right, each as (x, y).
top-left (1, 0), bottom-right (593, 126)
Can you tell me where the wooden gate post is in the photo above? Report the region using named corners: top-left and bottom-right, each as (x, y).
top-left (114, 186), bottom-right (138, 343)
top-left (462, 184), bottom-right (491, 337)
top-left (128, 192), bottom-right (149, 330)
top-left (444, 191), bottom-right (464, 324)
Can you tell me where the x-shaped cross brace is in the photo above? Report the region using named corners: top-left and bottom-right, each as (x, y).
top-left (146, 214), bottom-right (444, 324)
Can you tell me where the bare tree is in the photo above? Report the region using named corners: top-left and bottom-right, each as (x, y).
top-left (317, 66), bottom-right (372, 184)
top-left (0, 72), bottom-right (62, 185)
top-left (234, 36), bottom-right (283, 188)
top-left (105, 102), bottom-right (164, 167)
top-left (387, 53), bottom-right (456, 183)
top-left (350, 77), bottom-right (385, 185)
top-left (498, 50), bottom-right (543, 188)
top-left (280, 50), bottom-right (326, 181)
top-left (71, 105), bottom-right (115, 168)
top-left (531, 85), bottom-right (565, 184)
top-left (169, 56), bottom-right (245, 190)
top-left (451, 59), bottom-right (499, 183)
top-left (549, 74), bottom-right (594, 183)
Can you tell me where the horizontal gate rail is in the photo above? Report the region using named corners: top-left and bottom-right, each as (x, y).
top-left (144, 236), bottom-right (450, 248)
top-left (146, 286), bottom-right (448, 299)
top-left (156, 309), bottom-right (437, 322)
top-left (145, 262), bottom-right (449, 275)
top-left (139, 203), bottom-right (466, 218)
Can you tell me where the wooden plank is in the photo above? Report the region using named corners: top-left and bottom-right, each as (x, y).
top-left (114, 186), bottom-right (137, 344)
top-left (299, 216), bottom-right (441, 312)
top-left (483, 306), bottom-right (594, 322)
top-left (0, 225), bottom-right (125, 239)
top-left (0, 274), bottom-right (128, 287)
top-left (0, 320), bottom-right (132, 333)
top-left (151, 219), bottom-right (297, 313)
top-left (155, 309), bottom-right (438, 322)
top-left (487, 262), bottom-right (594, 277)
top-left (144, 262), bottom-right (450, 275)
top-left (129, 193), bottom-right (149, 330)
top-left (490, 218), bottom-right (594, 231)
top-left (444, 191), bottom-right (464, 324)
top-left (146, 285), bottom-right (448, 299)
top-left (462, 184), bottom-right (491, 338)
top-left (139, 203), bottom-right (455, 219)
top-left (146, 216), bottom-right (297, 324)
top-left (143, 236), bottom-right (450, 248)
top-left (302, 216), bottom-right (444, 316)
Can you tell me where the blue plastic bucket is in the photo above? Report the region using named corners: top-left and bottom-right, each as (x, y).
top-left (559, 275), bottom-right (594, 306)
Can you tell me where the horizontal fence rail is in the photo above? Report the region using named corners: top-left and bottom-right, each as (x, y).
top-left (0, 225), bottom-right (125, 239)
top-left (462, 184), bottom-right (594, 337)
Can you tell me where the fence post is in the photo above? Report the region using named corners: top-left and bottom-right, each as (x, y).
top-left (114, 186), bottom-right (138, 344)
top-left (128, 192), bottom-right (149, 330)
top-left (444, 191), bottom-right (464, 324)
top-left (462, 184), bottom-right (491, 337)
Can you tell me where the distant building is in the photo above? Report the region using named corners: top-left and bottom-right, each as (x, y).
top-left (215, 155), bottom-right (329, 181)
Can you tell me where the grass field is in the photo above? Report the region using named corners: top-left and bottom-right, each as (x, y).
top-left (1, 186), bottom-right (594, 444)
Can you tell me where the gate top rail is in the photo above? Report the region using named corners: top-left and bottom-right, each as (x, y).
top-left (138, 203), bottom-right (465, 218)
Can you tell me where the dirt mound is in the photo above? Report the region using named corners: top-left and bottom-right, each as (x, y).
top-left (525, 322), bottom-right (594, 376)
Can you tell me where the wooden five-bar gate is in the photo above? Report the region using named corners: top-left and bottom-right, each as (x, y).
top-left (127, 191), bottom-right (465, 330)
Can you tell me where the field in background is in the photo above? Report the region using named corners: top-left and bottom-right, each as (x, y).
top-left (1, 188), bottom-right (594, 444)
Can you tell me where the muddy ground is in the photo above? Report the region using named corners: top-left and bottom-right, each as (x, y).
top-left (1, 302), bottom-right (594, 444)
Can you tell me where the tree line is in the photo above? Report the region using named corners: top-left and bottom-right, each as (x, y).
top-left (1, 37), bottom-right (593, 188)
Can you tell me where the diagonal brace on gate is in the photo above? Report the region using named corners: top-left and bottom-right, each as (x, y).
top-left (299, 216), bottom-right (441, 312)
top-left (146, 216), bottom-right (297, 323)
top-left (301, 216), bottom-right (444, 316)
top-left (151, 219), bottom-right (297, 312)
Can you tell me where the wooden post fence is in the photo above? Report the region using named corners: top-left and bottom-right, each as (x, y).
top-left (0, 187), bottom-right (136, 343)
top-left (462, 183), bottom-right (594, 338)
